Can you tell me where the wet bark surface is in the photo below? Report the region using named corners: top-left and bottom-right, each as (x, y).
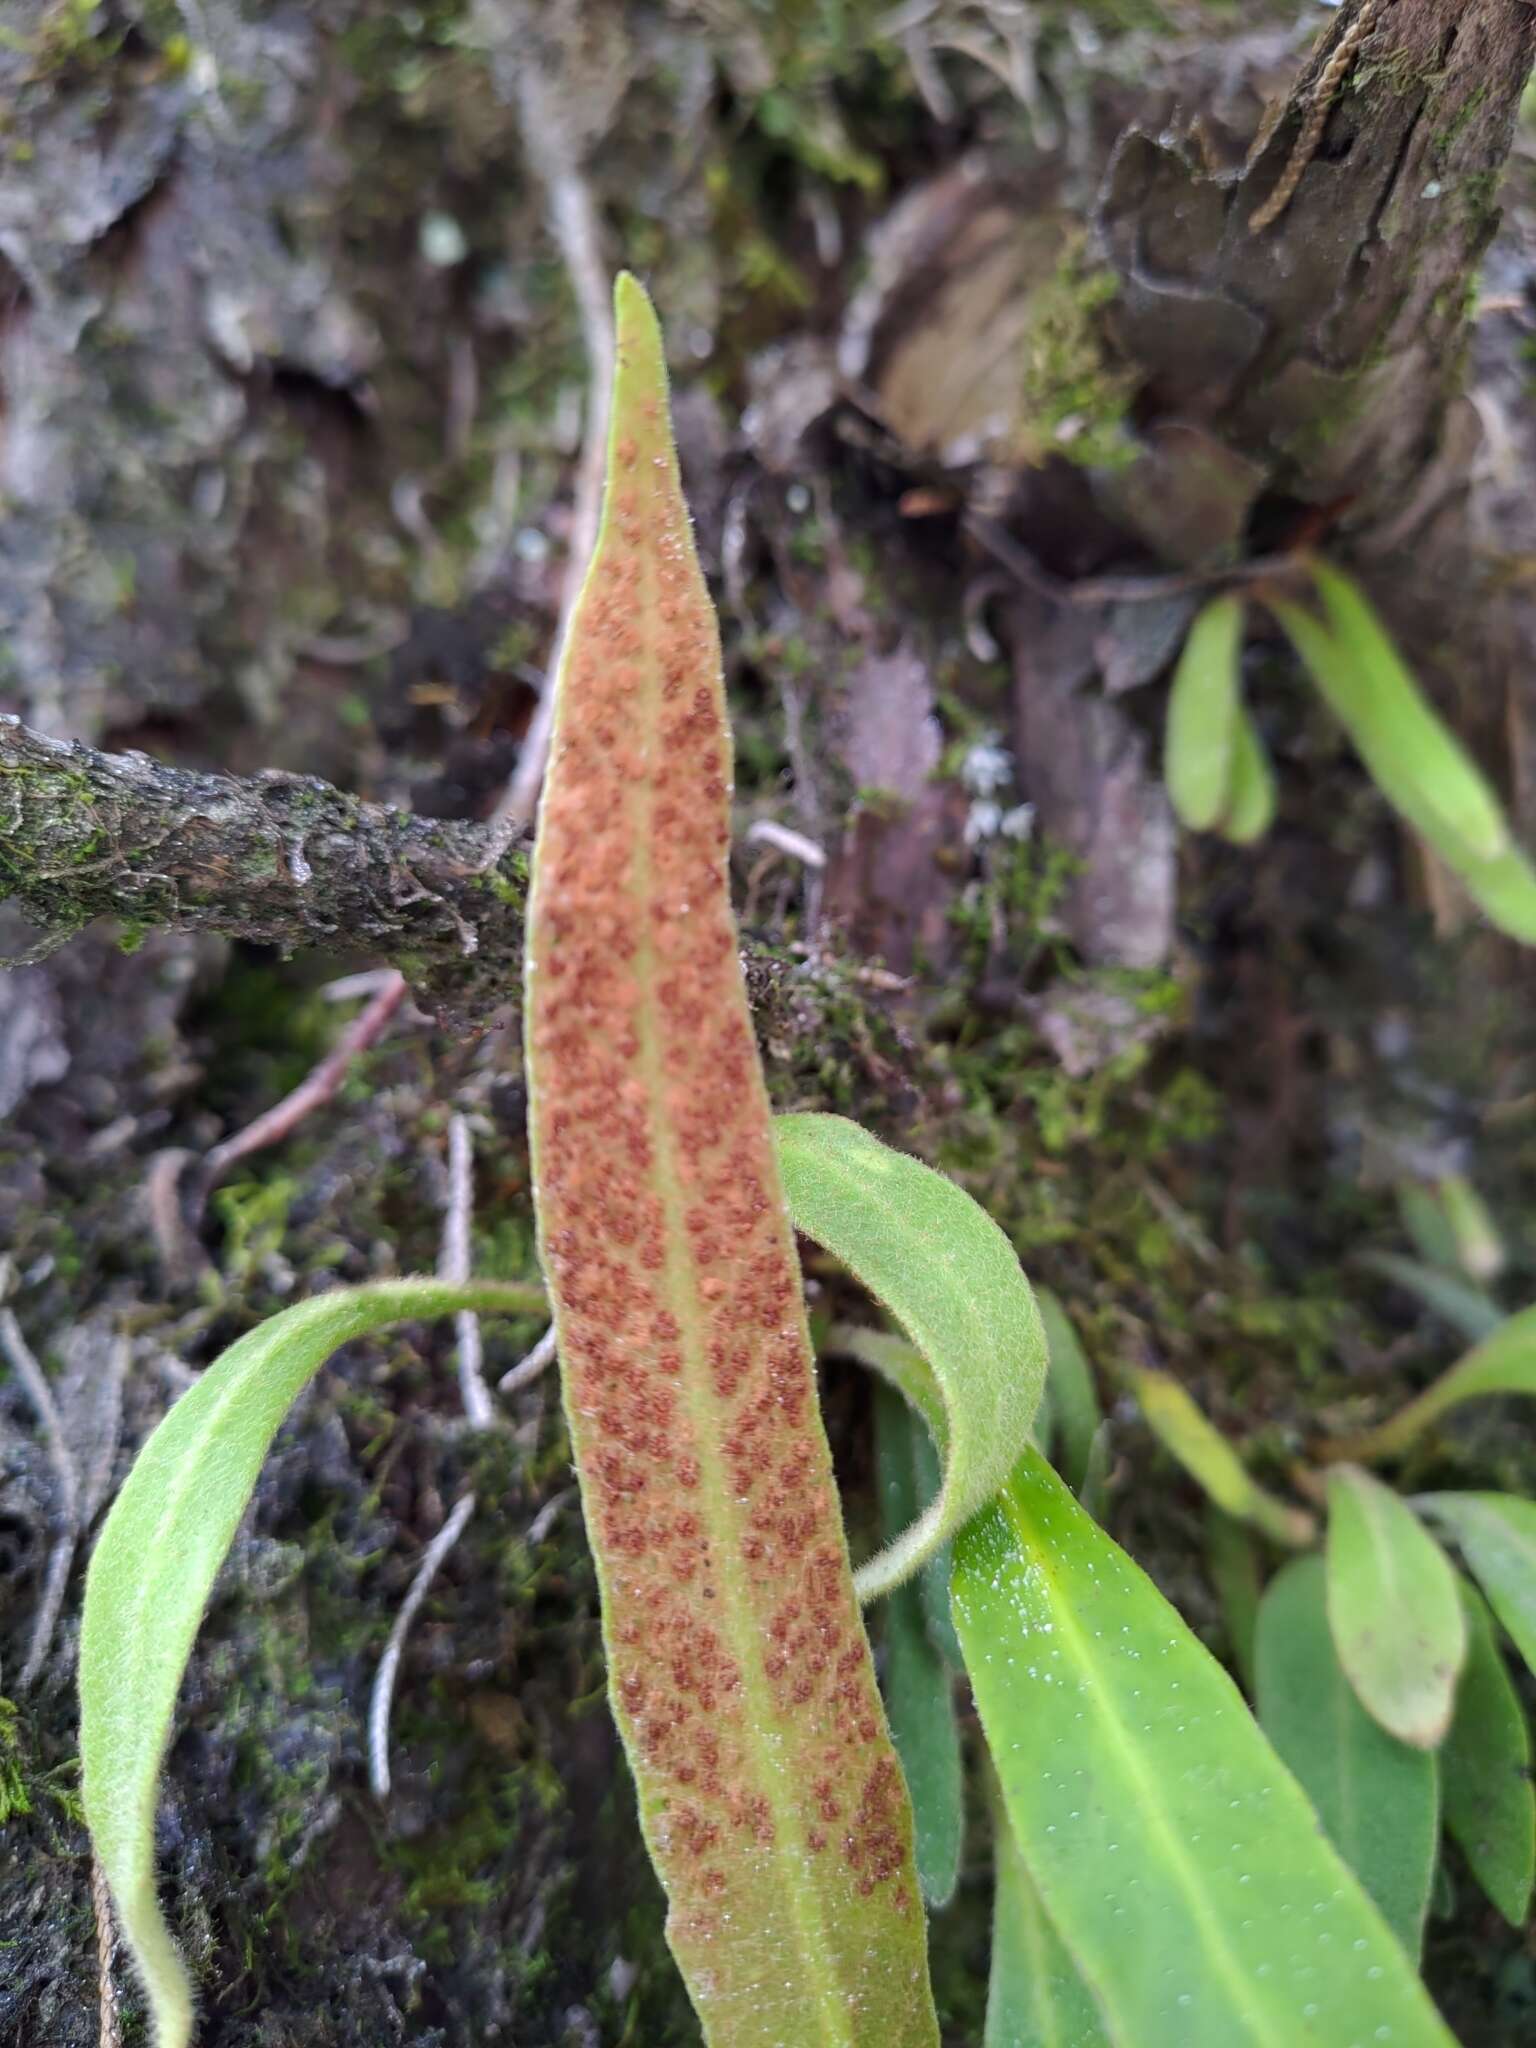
top-left (3, 4), bottom-right (1536, 2043)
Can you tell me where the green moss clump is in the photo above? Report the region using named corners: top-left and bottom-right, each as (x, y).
top-left (0, 1699), bottom-right (33, 1826)
top-left (1015, 245), bottom-right (1137, 473)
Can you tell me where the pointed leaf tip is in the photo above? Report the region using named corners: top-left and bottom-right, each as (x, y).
top-left (613, 269), bottom-right (660, 347)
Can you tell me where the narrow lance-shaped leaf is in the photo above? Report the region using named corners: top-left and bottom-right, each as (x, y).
top-left (1440, 1576), bottom-right (1535, 1928)
top-left (1165, 594), bottom-right (1244, 832)
top-left (523, 275), bottom-right (935, 2047)
top-left (1416, 1492), bottom-right (1536, 1685)
top-left (1034, 1286), bottom-right (1100, 1494)
top-left (1356, 1250), bottom-right (1502, 1347)
top-left (1205, 1505), bottom-right (1261, 1696)
top-left (775, 1111), bottom-right (1046, 1602)
top-left (1129, 1367), bottom-right (1314, 1548)
top-left (907, 1419), bottom-right (964, 1669)
top-left (79, 1278), bottom-right (545, 2048)
top-left (1293, 560), bottom-right (1510, 862)
top-left (954, 1450), bottom-right (1457, 2048)
top-left (1331, 1302), bottom-right (1536, 1463)
top-left (1255, 1555), bottom-right (1439, 1958)
top-left (875, 1385), bottom-right (962, 1911)
top-left (1077, 1422), bottom-right (1112, 1524)
top-left (1269, 572), bottom-right (1536, 944)
top-left (1397, 1180), bottom-right (1464, 1274)
top-left (1325, 1466), bottom-right (1466, 1749)
top-left (985, 1765), bottom-right (1110, 2048)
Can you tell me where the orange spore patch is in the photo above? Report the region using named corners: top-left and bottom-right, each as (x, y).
top-left (526, 284), bottom-right (919, 2011)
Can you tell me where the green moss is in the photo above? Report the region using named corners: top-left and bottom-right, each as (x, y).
top-left (1015, 244), bottom-right (1137, 473)
top-left (483, 852), bottom-right (529, 908)
top-left (0, 1701), bottom-right (32, 1827)
top-left (211, 1174), bottom-right (298, 1286)
top-left (1435, 84), bottom-right (1491, 165)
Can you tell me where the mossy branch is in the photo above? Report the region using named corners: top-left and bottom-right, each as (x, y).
top-left (0, 715), bottom-right (531, 1028)
top-left (0, 718), bottom-right (851, 1065)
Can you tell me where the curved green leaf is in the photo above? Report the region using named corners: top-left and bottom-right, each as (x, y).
top-left (821, 1323), bottom-right (961, 1665)
top-left (1130, 1367), bottom-right (1314, 1547)
top-left (1416, 1492), bottom-right (1536, 1683)
top-left (526, 276), bottom-right (936, 2047)
top-left (1334, 1303), bottom-right (1536, 1462)
top-left (824, 1320), bottom-right (945, 1447)
top-left (876, 1386), bottom-right (962, 1909)
top-left (1165, 595), bottom-right (1244, 832)
top-left (986, 1772), bottom-right (1110, 2048)
top-left (1256, 1556), bottom-right (1439, 1957)
top-left (80, 1278), bottom-right (543, 2048)
top-left (1325, 1466), bottom-right (1466, 1749)
top-left (776, 1112), bottom-right (1047, 1602)
top-left (1217, 709), bottom-right (1276, 846)
top-left (954, 1450), bottom-right (1457, 2047)
top-left (1442, 1577), bottom-right (1535, 1927)
top-left (1035, 1287), bottom-right (1101, 1494)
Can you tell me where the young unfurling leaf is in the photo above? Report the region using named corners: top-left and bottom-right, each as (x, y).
top-left (524, 276), bottom-right (935, 2046)
top-left (775, 1112), bottom-right (1046, 1602)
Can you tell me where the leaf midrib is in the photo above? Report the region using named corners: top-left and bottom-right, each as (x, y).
top-left (993, 1478), bottom-right (1277, 2047)
top-left (627, 577), bottom-right (852, 2045)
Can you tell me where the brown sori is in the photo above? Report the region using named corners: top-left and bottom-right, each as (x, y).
top-left (524, 276), bottom-right (936, 2045)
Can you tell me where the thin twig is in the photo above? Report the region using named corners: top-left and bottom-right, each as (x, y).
top-left (92, 1854), bottom-right (123, 2048)
top-left (22, 1535), bottom-right (77, 1693)
top-left (526, 1487), bottom-right (571, 1548)
top-left (0, 1310), bottom-right (77, 1525)
top-left (485, 76), bottom-right (614, 849)
top-left (963, 511), bottom-right (1302, 609)
top-left (367, 1490), bottom-right (477, 1801)
top-left (744, 820), bottom-right (828, 870)
top-left (202, 972), bottom-right (408, 1187)
top-left (368, 1101), bottom-right (501, 1797)
top-left (498, 1322), bottom-right (558, 1395)
top-left (440, 1115), bottom-right (494, 1430)
top-left (1, 1306), bottom-right (81, 1690)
